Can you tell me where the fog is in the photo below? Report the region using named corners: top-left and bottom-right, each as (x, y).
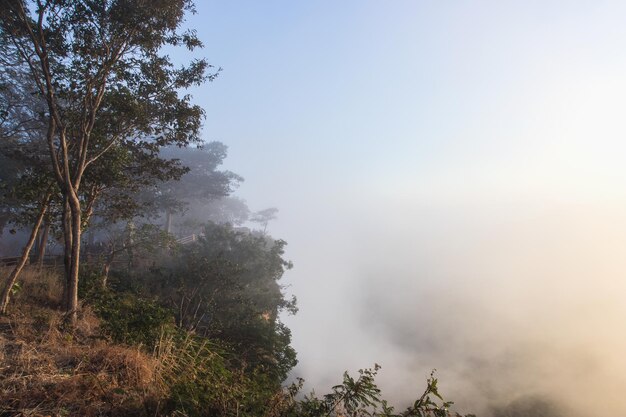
top-left (4, 1), bottom-right (626, 415)
top-left (274, 193), bottom-right (626, 416)
top-left (183, 1), bottom-right (626, 415)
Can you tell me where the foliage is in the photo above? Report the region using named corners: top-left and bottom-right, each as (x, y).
top-left (0, 263), bottom-right (476, 417)
top-left (80, 268), bottom-right (174, 349)
top-left (95, 292), bottom-right (174, 349)
top-left (75, 267), bottom-right (284, 416)
top-left (269, 366), bottom-right (475, 417)
top-left (250, 207), bottom-right (279, 232)
top-left (202, 196), bottom-right (251, 226)
top-left (72, 221), bottom-right (301, 414)
top-left (0, 58), bottom-right (57, 253)
top-left (132, 222), bottom-right (298, 385)
top-left (0, 0), bottom-right (216, 320)
top-left (0, 66), bottom-right (57, 234)
top-left (153, 330), bottom-right (285, 417)
top-left (154, 144), bottom-right (243, 212)
top-left (489, 395), bottom-right (563, 417)
top-left (152, 333), bottom-right (476, 417)
top-left (138, 143), bottom-right (244, 234)
top-left (0, 3), bottom-right (479, 417)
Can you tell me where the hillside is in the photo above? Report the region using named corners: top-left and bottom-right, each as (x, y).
top-left (0, 269), bottom-right (161, 416)
top-left (0, 265), bottom-right (472, 417)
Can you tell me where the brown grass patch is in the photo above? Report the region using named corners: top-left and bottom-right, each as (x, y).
top-left (0, 273), bottom-right (164, 416)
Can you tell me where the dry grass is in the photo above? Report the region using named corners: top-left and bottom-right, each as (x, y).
top-left (0, 267), bottom-right (165, 416)
top-left (20, 267), bottom-right (66, 308)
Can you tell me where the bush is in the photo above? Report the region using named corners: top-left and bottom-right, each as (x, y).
top-left (152, 330), bottom-right (278, 417)
top-left (129, 222), bottom-right (298, 386)
top-left (80, 269), bottom-right (174, 349)
top-left (92, 291), bottom-right (174, 349)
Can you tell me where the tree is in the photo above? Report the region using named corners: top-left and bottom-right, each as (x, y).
top-left (0, 64), bottom-right (57, 312)
top-left (149, 143), bottom-right (243, 233)
top-left (1, 0), bottom-right (212, 322)
top-left (0, 47), bottom-right (50, 235)
top-left (251, 207), bottom-right (279, 234)
top-left (139, 222), bottom-right (297, 384)
top-left (203, 196), bottom-right (251, 226)
top-left (0, 191), bottom-right (51, 313)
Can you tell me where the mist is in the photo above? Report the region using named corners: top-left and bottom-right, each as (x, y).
top-left (276, 194), bottom-right (626, 416)
top-left (180, 1), bottom-right (626, 415)
top-left (5, 0), bottom-right (626, 415)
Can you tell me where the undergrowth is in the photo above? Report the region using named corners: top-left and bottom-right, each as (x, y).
top-left (0, 267), bottom-right (473, 417)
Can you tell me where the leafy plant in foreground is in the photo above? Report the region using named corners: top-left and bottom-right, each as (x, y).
top-left (268, 365), bottom-right (475, 417)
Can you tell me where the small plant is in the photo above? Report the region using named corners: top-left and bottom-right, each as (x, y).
top-left (91, 291), bottom-right (174, 349)
top-left (267, 365), bottom-right (474, 417)
top-left (152, 329), bottom-right (275, 417)
top-left (9, 281), bottom-right (21, 296)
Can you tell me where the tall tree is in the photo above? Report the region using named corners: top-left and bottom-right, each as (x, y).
top-left (0, 58), bottom-right (58, 312)
top-left (0, 190), bottom-right (51, 313)
top-left (0, 44), bottom-right (49, 234)
top-left (0, 0), bottom-right (212, 322)
top-left (151, 143), bottom-right (243, 233)
top-left (146, 222), bottom-right (297, 384)
top-left (251, 207), bottom-right (279, 234)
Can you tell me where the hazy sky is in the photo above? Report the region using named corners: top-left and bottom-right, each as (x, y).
top-left (178, 2), bottom-right (626, 415)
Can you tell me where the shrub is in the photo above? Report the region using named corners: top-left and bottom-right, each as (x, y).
top-left (153, 330), bottom-right (278, 417)
top-left (92, 291), bottom-right (174, 349)
top-left (79, 270), bottom-right (172, 349)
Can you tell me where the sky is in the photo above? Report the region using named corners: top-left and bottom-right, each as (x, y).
top-left (176, 1), bottom-right (626, 415)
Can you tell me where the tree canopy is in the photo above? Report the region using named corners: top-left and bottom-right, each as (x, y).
top-left (0, 0), bottom-right (215, 321)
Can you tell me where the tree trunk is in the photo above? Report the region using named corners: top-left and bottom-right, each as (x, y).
top-left (62, 197), bottom-right (73, 310)
top-left (36, 220), bottom-right (50, 269)
top-left (66, 193), bottom-right (82, 325)
top-left (101, 249), bottom-right (115, 289)
top-left (126, 220), bottom-right (135, 271)
top-left (0, 196), bottom-right (50, 314)
top-left (165, 209), bottom-right (173, 234)
top-left (33, 229), bottom-right (40, 261)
